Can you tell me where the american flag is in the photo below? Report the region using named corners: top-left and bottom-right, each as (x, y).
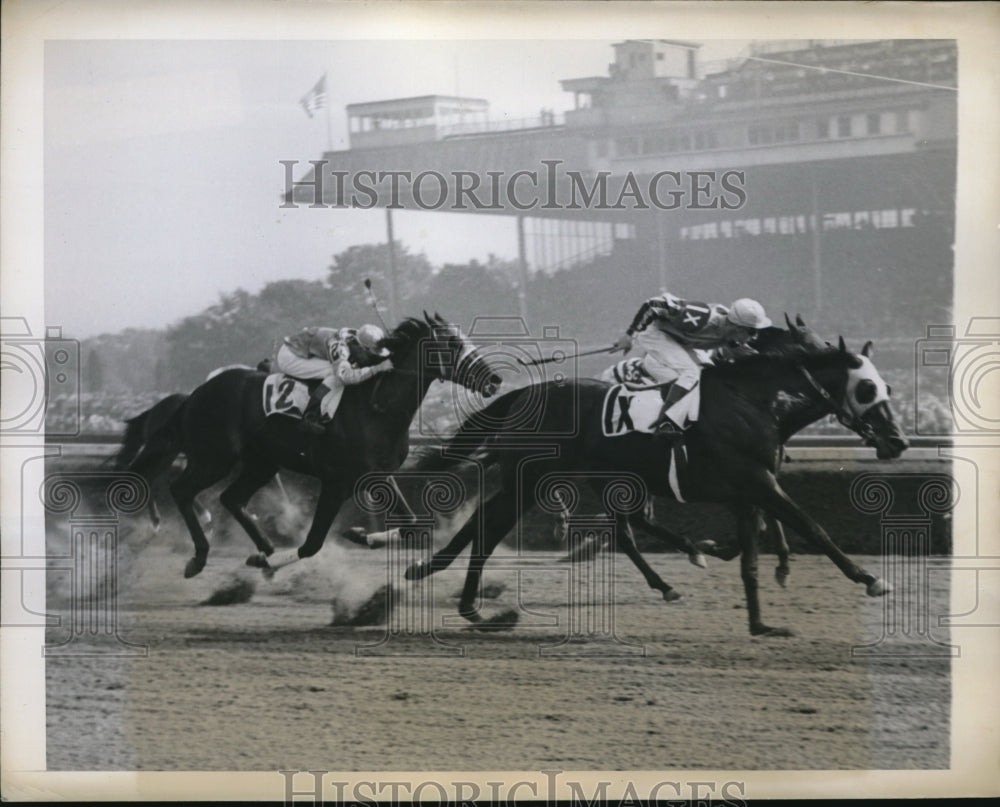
top-left (299, 74), bottom-right (326, 118)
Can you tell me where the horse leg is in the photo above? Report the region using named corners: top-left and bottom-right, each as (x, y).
top-left (628, 510), bottom-right (707, 569)
top-left (407, 487), bottom-right (524, 623)
top-left (148, 494), bottom-right (162, 533)
top-left (127, 436), bottom-right (180, 533)
top-left (404, 494), bottom-right (491, 581)
top-left (454, 488), bottom-right (526, 623)
top-left (249, 477), bottom-right (346, 573)
top-left (765, 511), bottom-right (791, 587)
top-left (755, 477), bottom-right (887, 595)
top-left (735, 504), bottom-right (792, 637)
top-left (219, 459), bottom-right (278, 557)
top-left (614, 514), bottom-right (683, 602)
top-left (169, 461), bottom-right (230, 578)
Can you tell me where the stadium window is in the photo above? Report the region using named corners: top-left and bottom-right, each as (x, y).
top-left (876, 209), bottom-right (899, 228)
top-left (763, 217), bottom-right (777, 234)
top-left (720, 221), bottom-right (733, 238)
top-left (778, 216), bottom-right (795, 235)
top-left (901, 208), bottom-right (916, 227)
top-left (817, 118), bottom-right (830, 139)
top-left (866, 113), bottom-right (881, 135)
top-left (837, 115), bottom-right (852, 137)
top-left (895, 110), bottom-right (910, 133)
top-left (702, 222), bottom-right (719, 239)
top-left (616, 137), bottom-right (638, 156)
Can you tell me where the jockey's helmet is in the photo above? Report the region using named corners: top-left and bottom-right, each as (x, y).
top-left (727, 298), bottom-right (772, 330)
top-left (357, 323), bottom-right (390, 356)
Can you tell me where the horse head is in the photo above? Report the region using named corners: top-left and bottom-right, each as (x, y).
top-left (379, 312), bottom-right (502, 398)
top-left (831, 336), bottom-right (909, 460)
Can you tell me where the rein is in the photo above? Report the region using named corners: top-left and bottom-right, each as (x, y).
top-left (795, 363), bottom-right (876, 443)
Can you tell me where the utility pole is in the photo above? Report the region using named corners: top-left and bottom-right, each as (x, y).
top-left (385, 207), bottom-right (399, 324)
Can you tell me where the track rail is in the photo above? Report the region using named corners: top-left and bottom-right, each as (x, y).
top-left (47, 433), bottom-right (951, 463)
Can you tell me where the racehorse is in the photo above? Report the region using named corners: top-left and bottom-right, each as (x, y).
top-left (123, 313), bottom-right (501, 578)
top-left (581, 314), bottom-right (829, 588)
top-left (115, 360), bottom-right (274, 532)
top-left (406, 336), bottom-right (907, 636)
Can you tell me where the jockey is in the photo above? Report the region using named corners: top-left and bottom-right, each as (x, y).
top-left (275, 323), bottom-right (393, 423)
top-left (611, 293), bottom-right (772, 436)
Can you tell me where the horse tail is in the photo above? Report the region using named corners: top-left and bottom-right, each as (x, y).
top-left (115, 411), bottom-right (152, 470)
top-left (114, 393), bottom-right (188, 471)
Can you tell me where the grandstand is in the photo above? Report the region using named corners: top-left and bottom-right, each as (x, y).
top-left (285, 38), bottom-right (955, 351)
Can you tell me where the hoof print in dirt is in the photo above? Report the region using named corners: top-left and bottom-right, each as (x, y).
top-left (201, 577), bottom-right (256, 606)
top-left (331, 584), bottom-right (398, 626)
top-left (468, 609), bottom-right (520, 631)
top-left (450, 581), bottom-right (507, 600)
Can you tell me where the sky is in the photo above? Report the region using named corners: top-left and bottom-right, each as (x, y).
top-left (44, 39), bottom-right (747, 338)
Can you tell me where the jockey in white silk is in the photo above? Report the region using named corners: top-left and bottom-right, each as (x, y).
top-left (275, 323), bottom-right (393, 422)
top-left (611, 293), bottom-right (772, 435)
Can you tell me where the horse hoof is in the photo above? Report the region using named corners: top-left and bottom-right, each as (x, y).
top-left (662, 589), bottom-right (683, 603)
top-left (752, 624), bottom-right (794, 638)
top-left (695, 539), bottom-right (718, 555)
top-left (867, 578), bottom-right (892, 597)
top-left (184, 557), bottom-right (206, 578)
top-left (245, 552), bottom-right (269, 569)
top-left (690, 552), bottom-right (708, 569)
top-left (342, 527), bottom-right (370, 547)
top-left (775, 567), bottom-right (790, 588)
top-left (404, 561), bottom-right (429, 581)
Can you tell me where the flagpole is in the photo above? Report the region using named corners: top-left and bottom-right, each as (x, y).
top-left (324, 72), bottom-right (333, 152)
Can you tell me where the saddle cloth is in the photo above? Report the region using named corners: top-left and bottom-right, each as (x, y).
top-left (600, 383), bottom-right (701, 437)
top-left (262, 373), bottom-right (312, 419)
top-left (600, 384), bottom-right (693, 503)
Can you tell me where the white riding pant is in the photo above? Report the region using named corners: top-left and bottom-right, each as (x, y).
top-left (275, 345), bottom-right (343, 419)
top-left (634, 328), bottom-right (707, 425)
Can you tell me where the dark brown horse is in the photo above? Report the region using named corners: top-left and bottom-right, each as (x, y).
top-left (407, 337), bottom-right (907, 636)
top-left (583, 314), bottom-right (831, 587)
top-left (123, 313), bottom-right (501, 579)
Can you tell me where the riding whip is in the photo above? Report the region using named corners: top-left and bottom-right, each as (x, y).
top-left (516, 345), bottom-right (617, 366)
top-left (363, 278), bottom-right (390, 331)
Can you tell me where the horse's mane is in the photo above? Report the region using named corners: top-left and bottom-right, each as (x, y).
top-left (707, 343), bottom-right (846, 383)
top-left (378, 317), bottom-right (431, 354)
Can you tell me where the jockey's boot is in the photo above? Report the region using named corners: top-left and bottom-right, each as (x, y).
top-left (303, 383), bottom-right (331, 425)
top-left (651, 383), bottom-right (689, 443)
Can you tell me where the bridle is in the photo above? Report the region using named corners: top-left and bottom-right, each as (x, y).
top-left (796, 363), bottom-right (879, 445)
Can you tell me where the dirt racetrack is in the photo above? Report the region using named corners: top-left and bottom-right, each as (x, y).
top-left (45, 528), bottom-right (950, 771)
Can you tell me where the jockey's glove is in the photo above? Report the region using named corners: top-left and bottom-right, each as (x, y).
top-left (612, 332), bottom-right (633, 354)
